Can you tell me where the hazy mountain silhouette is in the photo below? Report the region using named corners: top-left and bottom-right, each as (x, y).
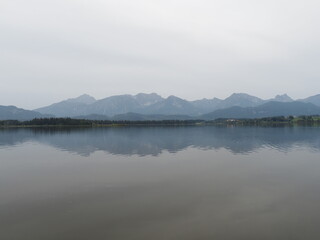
top-left (0, 92), bottom-right (319, 120)
top-left (112, 112), bottom-right (193, 121)
top-left (36, 93), bottom-right (164, 117)
top-left (33, 93), bottom-right (276, 118)
top-left (201, 101), bottom-right (320, 120)
top-left (137, 96), bottom-right (201, 115)
top-left (216, 93), bottom-right (265, 109)
top-left (299, 94), bottom-right (320, 106)
top-left (35, 94), bottom-right (96, 117)
top-left (0, 105), bottom-right (52, 120)
top-left (191, 98), bottom-right (222, 112)
top-left (270, 94), bottom-right (293, 102)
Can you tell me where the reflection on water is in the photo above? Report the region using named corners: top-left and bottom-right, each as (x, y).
top-left (1, 126), bottom-right (320, 240)
top-left (1, 126), bottom-right (320, 155)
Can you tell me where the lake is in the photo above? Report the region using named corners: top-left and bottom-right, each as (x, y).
top-left (1, 126), bottom-right (320, 240)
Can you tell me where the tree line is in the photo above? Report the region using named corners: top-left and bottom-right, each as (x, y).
top-left (0, 118), bottom-right (204, 127)
top-left (1, 116), bottom-right (320, 127)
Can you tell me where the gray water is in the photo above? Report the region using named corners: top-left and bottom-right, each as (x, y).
top-left (1, 126), bottom-right (320, 240)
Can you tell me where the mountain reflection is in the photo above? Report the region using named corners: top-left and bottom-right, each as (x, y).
top-left (1, 126), bottom-right (320, 156)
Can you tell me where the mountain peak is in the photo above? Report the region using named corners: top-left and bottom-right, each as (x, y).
top-left (228, 93), bottom-right (259, 99)
top-left (167, 95), bottom-right (186, 101)
top-left (0, 105), bottom-right (52, 120)
top-left (67, 94), bottom-right (96, 104)
top-left (298, 94), bottom-right (320, 106)
top-left (32, 92), bottom-right (320, 119)
top-left (133, 93), bottom-right (164, 106)
top-left (167, 95), bottom-right (180, 100)
top-left (222, 93), bottom-right (264, 107)
top-left (230, 93), bottom-right (249, 96)
top-left (134, 92), bottom-right (161, 97)
top-left (272, 94), bottom-right (293, 102)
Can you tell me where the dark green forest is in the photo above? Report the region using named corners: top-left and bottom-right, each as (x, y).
top-left (0, 118), bottom-right (203, 127)
top-left (1, 116), bottom-right (320, 128)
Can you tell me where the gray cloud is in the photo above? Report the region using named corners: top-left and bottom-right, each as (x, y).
top-left (1, 0), bottom-right (320, 109)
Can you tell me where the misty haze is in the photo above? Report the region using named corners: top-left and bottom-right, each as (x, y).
top-left (1, 1), bottom-right (320, 240)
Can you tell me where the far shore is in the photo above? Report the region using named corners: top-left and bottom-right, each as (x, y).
top-left (1, 116), bottom-right (320, 128)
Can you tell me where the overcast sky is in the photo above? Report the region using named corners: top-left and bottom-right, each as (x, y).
top-left (1, 0), bottom-right (320, 109)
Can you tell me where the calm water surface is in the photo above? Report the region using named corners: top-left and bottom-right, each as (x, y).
top-left (1, 126), bottom-right (320, 240)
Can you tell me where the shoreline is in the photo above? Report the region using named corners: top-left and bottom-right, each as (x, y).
top-left (1, 116), bottom-right (320, 128)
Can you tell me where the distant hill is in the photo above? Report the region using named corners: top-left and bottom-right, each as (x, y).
top-left (299, 94), bottom-right (320, 106)
top-left (216, 93), bottom-right (265, 109)
top-left (73, 112), bottom-right (193, 121)
top-left (191, 93), bottom-right (292, 113)
top-left (0, 105), bottom-right (52, 120)
top-left (138, 96), bottom-right (201, 116)
top-left (85, 93), bottom-right (164, 116)
top-left (112, 112), bottom-right (193, 121)
top-left (66, 94), bottom-right (96, 104)
top-left (36, 93), bottom-right (164, 117)
top-left (35, 94), bottom-right (96, 117)
top-left (201, 101), bottom-right (320, 120)
top-left (86, 94), bottom-right (141, 116)
top-left (191, 98), bottom-right (222, 112)
top-left (269, 94), bottom-right (293, 102)
top-left (28, 92), bottom-right (320, 120)
top-left (133, 93), bottom-right (164, 106)
top-left (37, 92), bottom-right (268, 117)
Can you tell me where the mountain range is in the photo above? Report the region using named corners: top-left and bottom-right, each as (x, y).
top-left (1, 93), bottom-right (320, 121)
top-left (0, 105), bottom-right (53, 121)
